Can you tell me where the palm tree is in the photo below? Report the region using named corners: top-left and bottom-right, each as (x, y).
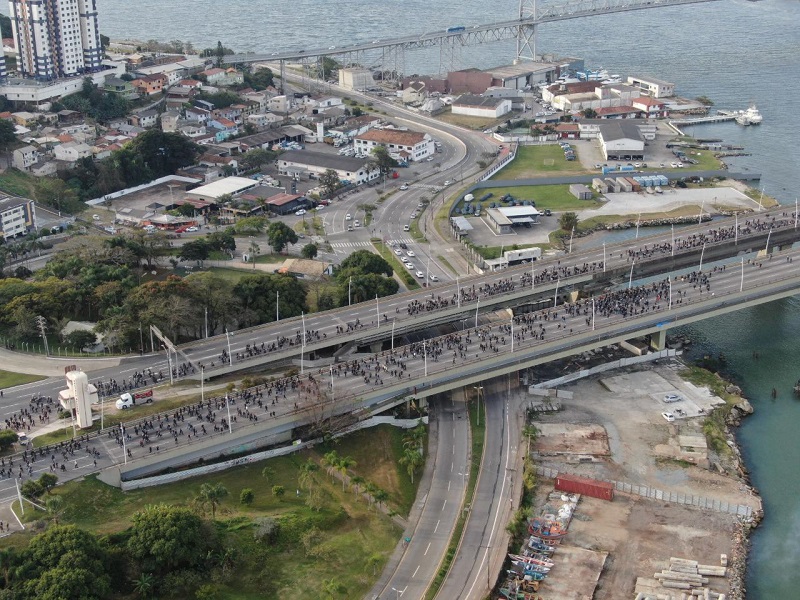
top-left (399, 448), bottom-right (423, 484)
top-left (132, 572), bottom-right (155, 599)
top-left (364, 552), bottom-right (383, 576)
top-left (197, 482), bottom-right (229, 519)
top-left (261, 466), bottom-right (275, 485)
top-left (373, 489), bottom-right (389, 510)
top-left (522, 424), bottom-right (539, 455)
top-left (321, 450), bottom-right (340, 479)
top-left (298, 460), bottom-right (319, 491)
top-left (350, 475), bottom-right (366, 497)
top-left (45, 495), bottom-right (66, 525)
top-left (322, 576), bottom-right (346, 599)
top-left (336, 456), bottom-right (356, 491)
top-left (364, 482), bottom-right (378, 509)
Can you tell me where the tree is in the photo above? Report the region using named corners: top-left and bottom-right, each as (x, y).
top-left (235, 216), bottom-right (267, 235)
top-left (335, 456), bottom-right (356, 491)
top-left (297, 460), bottom-right (319, 491)
top-left (301, 243), bottom-right (318, 260)
top-left (44, 495), bottom-right (66, 524)
top-left (239, 488), bottom-right (254, 506)
top-left (179, 239), bottom-right (211, 264)
top-left (0, 430), bottom-right (17, 451)
top-left (239, 148), bottom-right (276, 170)
top-left (336, 272), bottom-right (398, 306)
top-left (373, 488), bottom-right (389, 509)
top-left (559, 211), bottom-right (579, 232)
top-left (197, 482), bottom-right (229, 519)
top-left (271, 485), bottom-right (286, 500)
top-left (21, 480), bottom-right (44, 499)
top-left (305, 486), bottom-right (324, 512)
top-left (322, 576), bottom-right (347, 600)
top-left (64, 329), bottom-right (97, 350)
top-left (321, 450), bottom-right (340, 480)
top-left (243, 67), bottom-right (274, 90)
top-left (369, 145), bottom-right (398, 174)
top-left (350, 475), bottom-right (366, 497)
top-left (132, 572), bottom-right (156, 599)
top-left (266, 221), bottom-right (299, 253)
top-left (364, 552), bottom-right (383, 575)
top-left (319, 169), bottom-right (342, 198)
top-left (0, 119), bottom-right (16, 153)
top-left (38, 472), bottom-right (58, 494)
top-left (127, 505), bottom-right (212, 575)
top-left (338, 250), bottom-right (393, 278)
top-left (0, 547), bottom-right (16, 589)
top-left (582, 107), bottom-right (598, 119)
top-left (233, 272), bottom-right (307, 325)
top-left (399, 448), bottom-right (424, 483)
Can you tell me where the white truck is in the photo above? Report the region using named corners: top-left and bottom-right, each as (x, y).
top-left (115, 390), bottom-right (154, 410)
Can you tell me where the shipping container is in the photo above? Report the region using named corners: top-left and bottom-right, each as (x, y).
top-left (555, 473), bottom-right (614, 501)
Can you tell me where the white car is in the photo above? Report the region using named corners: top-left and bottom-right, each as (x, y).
top-left (443, 180), bottom-right (453, 186)
top-left (418, 202), bottom-right (425, 208)
top-left (315, 205), bottom-right (325, 211)
top-left (92, 214), bottom-right (100, 221)
top-left (394, 249), bottom-right (403, 256)
top-left (295, 209), bottom-right (307, 216)
top-left (403, 224), bottom-right (410, 231)
top-left (405, 262), bottom-right (415, 270)
top-left (186, 226), bottom-right (199, 232)
top-left (429, 274), bottom-right (439, 282)
top-left (406, 250), bottom-right (415, 257)
top-left (410, 212), bottom-right (417, 219)
top-left (401, 256), bottom-right (410, 264)
top-left (345, 214), bottom-right (352, 220)
top-left (426, 156), bottom-right (434, 162)
top-left (671, 162), bottom-right (678, 168)
top-left (677, 163), bottom-right (684, 168)
top-left (416, 271), bottom-right (425, 279)
top-left (353, 220), bottom-right (360, 227)
top-left (663, 393), bottom-right (682, 403)
top-left (400, 184), bottom-right (409, 190)
top-left (661, 412), bottom-right (675, 422)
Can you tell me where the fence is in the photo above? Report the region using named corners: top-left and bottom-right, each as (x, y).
top-left (535, 465), bottom-right (755, 519)
top-left (477, 142), bottom-right (519, 182)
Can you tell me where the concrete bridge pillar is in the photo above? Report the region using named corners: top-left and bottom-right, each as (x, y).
top-left (649, 329), bottom-right (668, 351)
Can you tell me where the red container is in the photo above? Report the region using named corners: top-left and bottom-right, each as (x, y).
top-left (555, 473), bottom-right (614, 501)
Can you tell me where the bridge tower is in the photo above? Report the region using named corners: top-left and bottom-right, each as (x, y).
top-left (516, 0), bottom-right (538, 62)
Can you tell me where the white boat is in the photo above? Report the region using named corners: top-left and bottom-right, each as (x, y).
top-left (735, 104), bottom-right (763, 126)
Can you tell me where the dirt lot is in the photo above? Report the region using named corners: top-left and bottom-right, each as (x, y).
top-left (528, 364), bottom-right (759, 599)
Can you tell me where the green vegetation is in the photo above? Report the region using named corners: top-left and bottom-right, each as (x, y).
top-left (0, 369), bottom-right (45, 389)
top-left (680, 366), bottom-right (743, 457)
top-left (55, 77), bottom-right (129, 122)
top-left (408, 218), bottom-right (426, 242)
top-left (426, 393), bottom-right (485, 600)
top-left (436, 255), bottom-right (459, 277)
top-left (491, 145), bottom-right (590, 179)
top-left (5, 425), bottom-right (415, 599)
top-left (474, 184), bottom-right (601, 211)
top-left (371, 240), bottom-right (420, 290)
top-left (471, 243), bottom-right (544, 261)
top-left (335, 249), bottom-right (400, 303)
top-left (433, 106), bottom-right (506, 130)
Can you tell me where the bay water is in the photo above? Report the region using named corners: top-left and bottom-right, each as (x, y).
top-left (8, 0), bottom-right (800, 595)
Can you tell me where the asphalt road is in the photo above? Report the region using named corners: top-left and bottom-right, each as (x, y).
top-left (379, 395), bottom-right (469, 599)
top-left (438, 381), bottom-right (523, 600)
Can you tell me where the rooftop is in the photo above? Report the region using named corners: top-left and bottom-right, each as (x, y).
top-left (267, 193), bottom-right (303, 207)
top-left (187, 177), bottom-right (258, 200)
top-left (453, 94), bottom-right (507, 108)
top-left (356, 128), bottom-right (427, 146)
top-left (280, 150), bottom-right (369, 172)
top-left (628, 75), bottom-right (674, 87)
top-left (598, 121), bottom-right (643, 142)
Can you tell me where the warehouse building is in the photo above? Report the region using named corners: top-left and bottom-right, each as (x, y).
top-left (451, 94), bottom-right (512, 119)
top-left (277, 150), bottom-right (379, 185)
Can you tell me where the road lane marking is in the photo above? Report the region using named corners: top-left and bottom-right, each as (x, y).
top-left (442, 499), bottom-right (447, 511)
top-left (434, 519), bottom-right (440, 533)
top-left (448, 480), bottom-right (451, 491)
top-left (451, 462), bottom-right (453, 472)
top-left (413, 564), bottom-right (420, 577)
top-left (424, 542), bottom-right (431, 556)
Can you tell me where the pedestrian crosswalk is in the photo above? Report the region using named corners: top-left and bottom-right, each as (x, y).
top-left (330, 238), bottom-right (415, 249)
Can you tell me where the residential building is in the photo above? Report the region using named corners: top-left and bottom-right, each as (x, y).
top-left (8, 0), bottom-right (102, 79)
top-left (103, 76), bottom-right (138, 99)
top-left (200, 67), bottom-right (243, 87)
top-left (129, 109), bottom-right (158, 129)
top-left (0, 194), bottom-right (36, 239)
top-left (12, 144), bottom-right (39, 170)
top-left (53, 141), bottom-right (91, 162)
top-left (208, 117), bottom-right (238, 141)
top-left (132, 74), bottom-right (166, 96)
top-left (627, 75), bottom-right (675, 98)
top-left (354, 128), bottom-right (434, 162)
top-left (631, 96), bottom-right (669, 118)
top-left (247, 112), bottom-right (282, 128)
top-left (264, 193), bottom-right (308, 215)
top-left (402, 81), bottom-right (427, 104)
top-left (338, 67), bottom-right (376, 91)
top-left (451, 94), bottom-right (512, 119)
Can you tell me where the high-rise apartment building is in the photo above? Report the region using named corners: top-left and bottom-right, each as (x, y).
top-left (8, 0), bottom-right (103, 80)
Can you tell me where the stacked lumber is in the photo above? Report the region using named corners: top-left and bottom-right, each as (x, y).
top-left (633, 557), bottom-right (729, 599)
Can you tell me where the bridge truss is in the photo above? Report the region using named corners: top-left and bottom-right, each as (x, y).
top-left (226, 0), bottom-right (718, 82)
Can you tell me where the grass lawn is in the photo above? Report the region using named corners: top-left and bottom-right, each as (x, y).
top-left (10, 423), bottom-right (420, 599)
top-left (473, 243), bottom-right (547, 261)
top-left (0, 169), bottom-right (39, 198)
top-left (204, 267), bottom-right (254, 282)
top-left (433, 107), bottom-right (504, 130)
top-left (475, 184), bottom-right (601, 211)
top-left (0, 369), bottom-right (45, 389)
top-left (372, 240), bottom-right (420, 290)
top-left (254, 252), bottom-right (286, 264)
top-left (491, 145), bottom-right (590, 179)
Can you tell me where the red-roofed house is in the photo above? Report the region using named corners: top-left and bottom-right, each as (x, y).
top-left (354, 128), bottom-right (434, 162)
top-left (266, 193), bottom-right (307, 215)
top-left (632, 96), bottom-right (668, 118)
top-left (594, 106), bottom-right (641, 119)
top-left (554, 122), bottom-right (580, 139)
top-left (132, 74), bottom-right (166, 96)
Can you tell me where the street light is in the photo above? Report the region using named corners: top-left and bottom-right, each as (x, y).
top-left (225, 328), bottom-right (233, 366)
top-left (473, 385), bottom-right (483, 427)
top-left (162, 344), bottom-right (173, 386)
top-left (391, 587), bottom-right (404, 600)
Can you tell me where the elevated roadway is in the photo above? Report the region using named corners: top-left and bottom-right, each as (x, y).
top-left (223, 0), bottom-right (719, 64)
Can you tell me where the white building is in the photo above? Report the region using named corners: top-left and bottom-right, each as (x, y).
top-left (597, 121), bottom-right (645, 161)
top-left (277, 150), bottom-right (379, 185)
top-left (626, 75), bottom-right (675, 98)
top-left (354, 128), bottom-right (434, 162)
top-left (451, 94), bottom-right (512, 119)
top-left (0, 195), bottom-right (36, 239)
top-left (12, 144), bottom-right (39, 170)
top-left (338, 67), bottom-right (376, 91)
top-left (8, 0), bottom-right (103, 80)
top-left (53, 141), bottom-right (92, 162)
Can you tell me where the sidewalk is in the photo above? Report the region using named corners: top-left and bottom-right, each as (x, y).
top-left (0, 348), bottom-right (121, 377)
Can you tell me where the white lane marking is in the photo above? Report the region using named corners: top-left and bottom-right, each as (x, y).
top-left (448, 480), bottom-right (451, 491)
top-left (413, 565), bottom-right (420, 578)
top-left (442, 499), bottom-right (447, 511)
top-left (434, 519), bottom-right (440, 533)
top-left (424, 542), bottom-right (431, 556)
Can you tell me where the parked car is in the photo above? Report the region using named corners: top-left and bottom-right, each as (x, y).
top-left (443, 180), bottom-right (453, 186)
top-left (663, 393), bottom-right (682, 403)
top-left (186, 226), bottom-right (199, 232)
top-left (295, 209), bottom-right (306, 216)
top-left (400, 184), bottom-right (409, 190)
top-left (403, 224), bottom-right (410, 231)
top-left (661, 412), bottom-right (675, 422)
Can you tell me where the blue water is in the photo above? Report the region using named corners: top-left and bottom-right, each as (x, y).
top-left (7, 0), bottom-right (800, 595)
